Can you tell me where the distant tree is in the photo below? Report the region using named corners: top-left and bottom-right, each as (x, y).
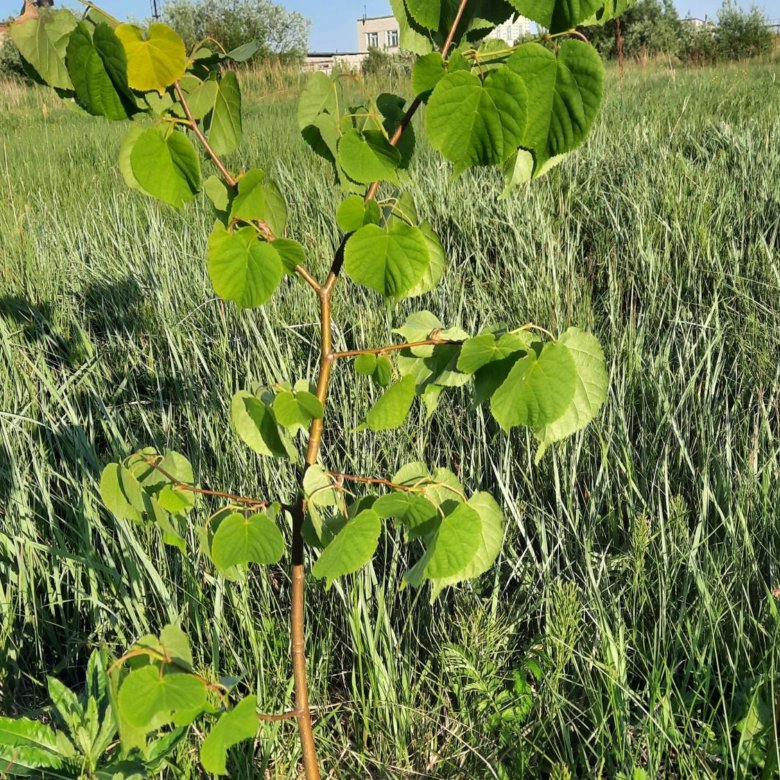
top-left (162, 0), bottom-right (310, 62)
top-left (715, 2), bottom-right (773, 60)
top-left (587, 0), bottom-right (683, 58)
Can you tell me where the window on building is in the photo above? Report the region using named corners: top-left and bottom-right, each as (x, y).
top-left (367, 31), bottom-right (379, 48)
top-left (386, 28), bottom-right (399, 48)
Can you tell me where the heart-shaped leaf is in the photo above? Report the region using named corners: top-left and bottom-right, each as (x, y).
top-left (118, 666), bottom-right (206, 729)
top-left (210, 511), bottom-right (285, 570)
top-left (200, 697), bottom-right (259, 775)
top-left (10, 9), bottom-right (78, 90)
top-left (207, 223), bottom-right (283, 309)
top-left (66, 22), bottom-right (136, 119)
top-left (129, 127), bottom-right (201, 207)
top-left (490, 340), bottom-right (577, 430)
top-left (345, 222), bottom-right (430, 299)
top-left (426, 66), bottom-right (527, 174)
top-left (505, 41), bottom-right (604, 184)
top-left (312, 509), bottom-right (382, 586)
top-left (115, 22), bottom-right (186, 93)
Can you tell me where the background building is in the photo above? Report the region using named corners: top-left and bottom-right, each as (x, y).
top-left (356, 15), bottom-right (400, 53)
top-left (486, 14), bottom-right (533, 43)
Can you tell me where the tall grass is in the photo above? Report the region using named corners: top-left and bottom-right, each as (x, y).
top-left (0, 60), bottom-right (778, 777)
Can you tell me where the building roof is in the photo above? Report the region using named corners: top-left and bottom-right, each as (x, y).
top-left (356, 15), bottom-right (394, 22)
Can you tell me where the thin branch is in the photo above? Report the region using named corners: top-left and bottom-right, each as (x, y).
top-left (568, 29), bottom-right (590, 43)
top-left (364, 0), bottom-right (471, 202)
top-left (295, 264), bottom-right (322, 293)
top-left (328, 472), bottom-right (420, 493)
top-left (441, 0), bottom-right (471, 57)
top-left (174, 81), bottom-right (321, 290)
top-left (331, 337), bottom-right (458, 360)
top-left (141, 457), bottom-right (272, 509)
top-left (174, 81), bottom-right (238, 189)
top-left (257, 709), bottom-right (300, 722)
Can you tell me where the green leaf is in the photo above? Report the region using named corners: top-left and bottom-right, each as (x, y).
top-left (0, 716), bottom-right (75, 773)
top-left (230, 169), bottom-right (265, 221)
top-left (505, 41), bottom-right (604, 183)
top-left (230, 170), bottom-right (288, 236)
top-left (473, 353), bottom-right (521, 405)
top-left (337, 129), bottom-right (402, 185)
top-left (100, 463), bottom-right (143, 523)
top-left (115, 22), bottom-right (187, 93)
top-left (583, 0), bottom-right (635, 24)
top-left (207, 223), bottom-right (283, 309)
top-left (361, 374), bottom-right (416, 431)
top-left (490, 340), bottom-right (577, 430)
top-left (373, 491), bottom-right (440, 539)
top-left (345, 222), bottom-right (430, 299)
top-left (262, 181), bottom-right (288, 236)
top-left (207, 70), bottom-right (242, 156)
top-left (272, 390), bottom-right (323, 431)
top-left (158, 624), bottom-right (194, 669)
top-left (392, 463), bottom-right (465, 511)
top-left (129, 127), bottom-right (201, 207)
top-left (376, 93), bottom-right (416, 169)
top-left (298, 71), bottom-right (339, 130)
top-left (534, 328), bottom-right (608, 460)
top-left (426, 67), bottom-right (528, 174)
top-left (405, 0), bottom-right (441, 29)
top-left (226, 41), bottom-right (260, 61)
top-left (336, 195), bottom-right (380, 233)
top-left (298, 72), bottom-right (342, 162)
top-left (425, 501), bottom-right (482, 578)
top-left (430, 492), bottom-right (504, 597)
top-left (312, 509), bottom-right (381, 586)
top-left (405, 221), bottom-right (446, 298)
top-left (373, 355), bottom-right (393, 387)
top-left (405, 501), bottom-right (482, 588)
top-left (47, 675), bottom-right (83, 733)
top-left (182, 75), bottom-right (219, 120)
top-left (389, 0), bottom-right (434, 54)
top-left (354, 354), bottom-right (377, 376)
top-left (66, 22), bottom-right (136, 120)
top-left (10, 9), bottom-right (78, 90)
top-left (231, 390), bottom-right (294, 460)
top-left (393, 310), bottom-right (442, 344)
top-left (200, 697), bottom-right (258, 775)
top-left (211, 511), bottom-right (285, 570)
top-left (204, 174), bottom-right (231, 212)
top-left (457, 331), bottom-right (533, 373)
top-left (273, 238), bottom-right (305, 274)
top-left (508, 0), bottom-right (602, 32)
top-left (412, 52), bottom-right (445, 97)
top-left (303, 465), bottom-right (339, 511)
top-left (118, 666), bottom-right (207, 729)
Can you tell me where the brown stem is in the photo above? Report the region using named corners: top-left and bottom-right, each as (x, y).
top-left (141, 458), bottom-right (271, 508)
top-left (328, 472), bottom-right (419, 493)
top-left (331, 337), bottom-right (456, 360)
top-left (174, 81), bottom-right (238, 189)
top-left (173, 83), bottom-right (322, 293)
top-left (257, 709), bottom-right (299, 722)
top-left (441, 0), bottom-right (471, 57)
top-left (364, 0), bottom-right (470, 202)
top-left (287, 6), bottom-right (474, 775)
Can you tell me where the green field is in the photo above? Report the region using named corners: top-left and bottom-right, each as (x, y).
top-left (1, 60), bottom-right (779, 777)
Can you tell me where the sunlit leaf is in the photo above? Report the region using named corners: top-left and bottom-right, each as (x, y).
top-left (115, 22), bottom-right (186, 93)
top-left (311, 509), bottom-right (381, 586)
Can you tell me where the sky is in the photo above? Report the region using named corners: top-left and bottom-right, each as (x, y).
top-left (1, 0), bottom-right (776, 51)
